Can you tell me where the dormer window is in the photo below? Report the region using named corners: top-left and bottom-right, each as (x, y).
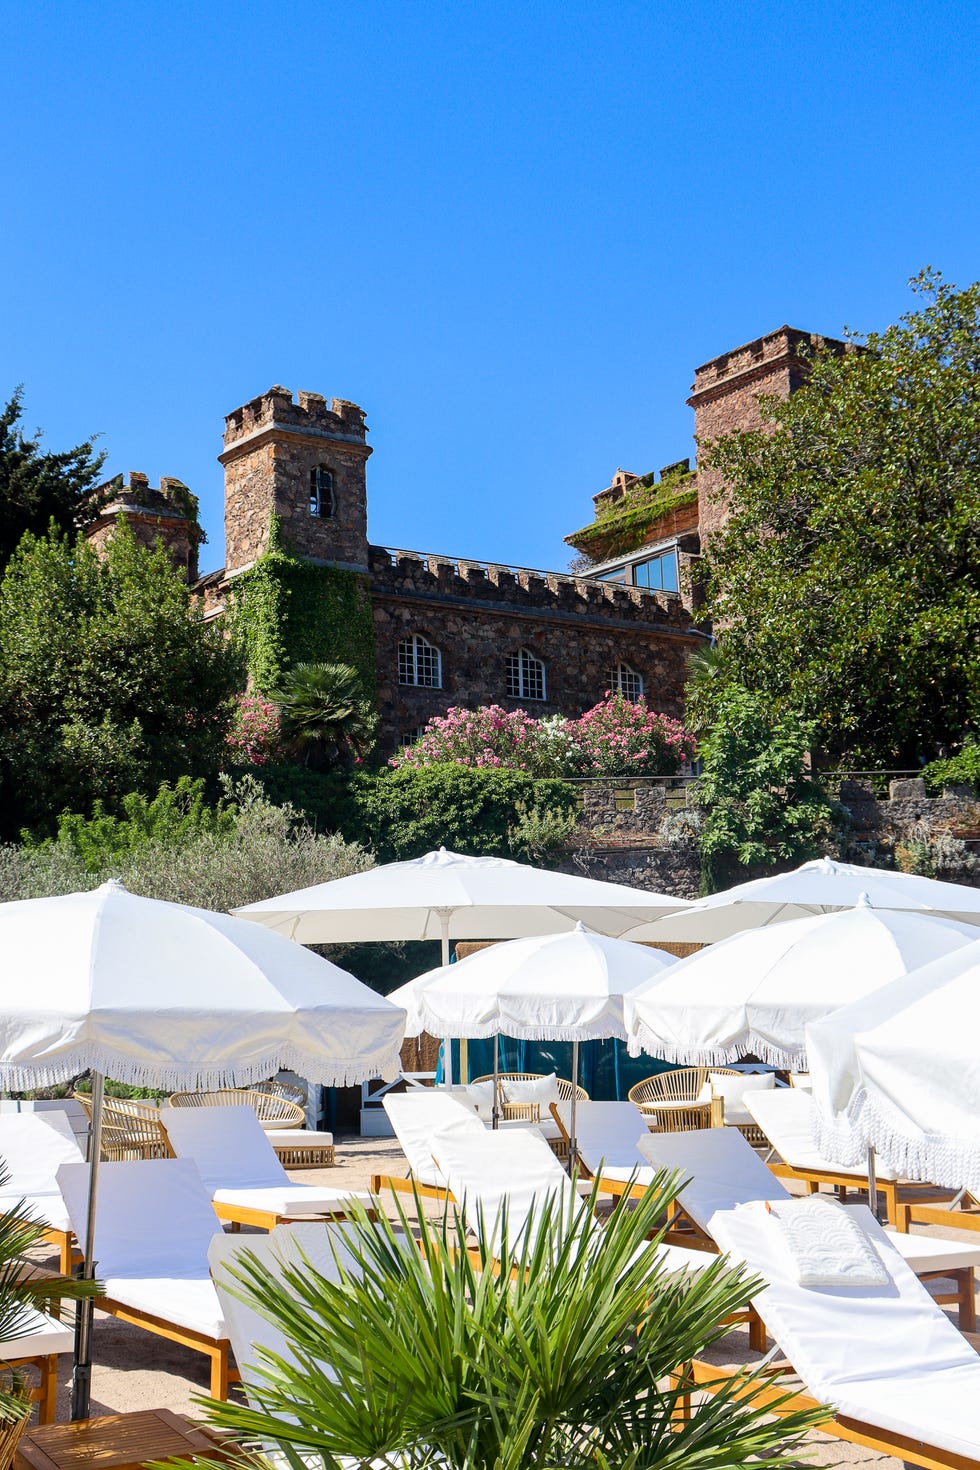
top-left (310, 466), bottom-right (335, 519)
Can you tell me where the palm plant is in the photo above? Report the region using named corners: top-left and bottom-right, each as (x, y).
top-left (269, 663), bottom-right (377, 772)
top-left (183, 1174), bottom-right (820, 1470)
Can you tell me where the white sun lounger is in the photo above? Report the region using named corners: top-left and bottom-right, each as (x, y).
top-left (636, 1125), bottom-right (980, 1330)
top-left (0, 1308), bottom-right (75, 1423)
top-left (694, 1201), bottom-right (980, 1470)
top-left (549, 1100), bottom-right (656, 1184)
top-left (430, 1124), bottom-right (707, 1277)
top-left (745, 1088), bottom-right (951, 1228)
top-left (57, 1157), bottom-right (235, 1398)
top-left (161, 1105), bottom-right (369, 1230)
top-left (371, 1091), bottom-right (487, 1200)
top-left (0, 1112), bottom-right (87, 1273)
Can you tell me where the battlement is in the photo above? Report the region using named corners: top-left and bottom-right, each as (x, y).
top-left (689, 326), bottom-right (849, 404)
top-left (94, 471), bottom-right (196, 521)
top-left (222, 386), bottom-right (368, 450)
top-left (368, 544), bottom-right (694, 629)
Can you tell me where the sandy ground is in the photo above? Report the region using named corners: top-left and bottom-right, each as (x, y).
top-left (25, 1133), bottom-right (980, 1467)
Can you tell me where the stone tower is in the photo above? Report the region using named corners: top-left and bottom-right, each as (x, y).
top-left (688, 327), bottom-right (848, 544)
top-left (219, 386), bottom-right (372, 576)
top-left (84, 472), bottom-right (201, 582)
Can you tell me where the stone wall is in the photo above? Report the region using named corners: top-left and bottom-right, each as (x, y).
top-left (368, 547), bottom-right (707, 749)
top-left (219, 387), bottom-right (371, 575)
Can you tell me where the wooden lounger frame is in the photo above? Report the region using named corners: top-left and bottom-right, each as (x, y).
top-left (370, 1171), bottom-right (454, 1203)
top-left (95, 1292), bottom-right (238, 1400)
top-left (767, 1161), bottom-right (952, 1231)
top-left (216, 1200), bottom-right (374, 1232)
top-left (903, 1194), bottom-right (980, 1235)
top-left (678, 1351), bottom-right (980, 1470)
top-left (40, 1227), bottom-right (75, 1277)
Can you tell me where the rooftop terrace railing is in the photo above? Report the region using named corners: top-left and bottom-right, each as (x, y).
top-left (375, 545), bottom-right (680, 597)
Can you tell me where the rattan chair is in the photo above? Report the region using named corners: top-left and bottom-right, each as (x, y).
top-left (626, 1067), bottom-right (739, 1134)
top-left (254, 1079), bottom-right (308, 1109)
top-left (74, 1093), bottom-right (175, 1161)
top-left (470, 1072), bottom-right (589, 1123)
top-left (167, 1088), bottom-right (305, 1129)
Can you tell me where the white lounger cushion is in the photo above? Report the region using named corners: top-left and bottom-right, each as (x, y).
top-left (0, 1307), bottom-right (74, 1359)
top-left (104, 1276), bottom-right (228, 1339)
top-left (746, 1089), bottom-right (900, 1180)
top-left (711, 1201), bottom-right (980, 1460)
top-left (636, 1126), bottom-right (980, 1279)
top-left (0, 1113), bottom-right (85, 1232)
top-left (553, 1100), bottom-right (655, 1184)
top-left (162, 1106), bottom-right (359, 1214)
top-left (383, 1091), bottom-right (485, 1189)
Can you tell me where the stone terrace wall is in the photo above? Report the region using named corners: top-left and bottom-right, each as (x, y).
top-left (368, 546), bottom-right (707, 749)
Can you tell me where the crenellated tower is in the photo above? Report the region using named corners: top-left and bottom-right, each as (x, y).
top-left (219, 386), bottom-right (372, 575)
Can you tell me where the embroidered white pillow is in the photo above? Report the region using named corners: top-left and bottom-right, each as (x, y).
top-left (709, 1071), bottom-right (775, 1125)
top-left (769, 1196), bottom-right (889, 1288)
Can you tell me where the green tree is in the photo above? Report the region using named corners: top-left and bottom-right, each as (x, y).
top-left (187, 1182), bottom-right (817, 1470)
top-left (0, 523), bottom-right (240, 836)
top-left (701, 271), bottom-right (980, 765)
top-left (696, 685), bottom-right (839, 891)
top-left (0, 388), bottom-right (107, 570)
top-left (270, 662), bottom-right (377, 771)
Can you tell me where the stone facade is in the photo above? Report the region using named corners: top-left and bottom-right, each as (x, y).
top-left (219, 388), bottom-right (371, 574)
top-left (369, 547), bottom-right (701, 744)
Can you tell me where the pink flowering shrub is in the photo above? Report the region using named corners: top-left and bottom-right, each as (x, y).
top-left (227, 691), bottom-right (283, 766)
top-left (390, 696), bottom-right (696, 778)
top-left (390, 705), bottom-right (554, 775)
top-left (574, 692), bottom-right (696, 776)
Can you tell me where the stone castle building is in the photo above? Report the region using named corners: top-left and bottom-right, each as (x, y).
top-left (91, 326), bottom-right (843, 752)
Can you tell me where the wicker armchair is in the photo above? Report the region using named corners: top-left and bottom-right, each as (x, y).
top-left (167, 1088), bottom-right (305, 1129)
top-left (74, 1093), bottom-right (175, 1161)
top-left (470, 1072), bottom-right (589, 1123)
top-left (254, 1079), bottom-right (308, 1109)
top-left (628, 1067), bottom-right (770, 1143)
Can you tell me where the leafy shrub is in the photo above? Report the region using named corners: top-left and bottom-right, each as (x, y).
top-left (695, 686), bottom-right (841, 891)
top-left (923, 739), bottom-right (980, 796)
top-left (25, 777), bottom-right (236, 873)
top-left (390, 705), bottom-right (554, 775)
top-left (347, 764), bottom-right (578, 862)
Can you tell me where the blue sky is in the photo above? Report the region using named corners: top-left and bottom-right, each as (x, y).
top-left (3, 1), bottom-right (978, 576)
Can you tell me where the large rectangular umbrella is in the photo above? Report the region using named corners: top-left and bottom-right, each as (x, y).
top-left (0, 879), bottom-right (406, 1419)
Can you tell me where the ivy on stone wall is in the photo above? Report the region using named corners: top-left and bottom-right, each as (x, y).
top-left (228, 515), bottom-right (376, 696)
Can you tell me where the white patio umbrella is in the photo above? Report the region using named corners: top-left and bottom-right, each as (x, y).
top-left (0, 880), bottom-right (406, 1419)
top-left (807, 937), bottom-right (980, 1196)
top-left (236, 847), bottom-right (687, 1081)
top-left (621, 857), bottom-right (980, 945)
top-left (623, 896), bottom-right (979, 1068)
top-left (411, 923), bottom-right (678, 1163)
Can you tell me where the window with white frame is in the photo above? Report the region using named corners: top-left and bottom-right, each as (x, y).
top-left (398, 634), bottom-right (442, 688)
top-left (399, 726), bottom-right (428, 748)
top-left (309, 466), bottom-right (335, 519)
top-left (608, 662), bottom-right (644, 701)
top-left (507, 647), bottom-right (546, 701)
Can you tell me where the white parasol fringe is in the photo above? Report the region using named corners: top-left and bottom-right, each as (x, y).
top-left (812, 1088), bottom-right (980, 1195)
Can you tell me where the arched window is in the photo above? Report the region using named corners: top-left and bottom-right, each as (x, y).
top-left (398, 634), bottom-right (442, 688)
top-left (309, 466), bottom-right (335, 519)
top-left (608, 662), bottom-right (644, 701)
top-left (507, 647), bottom-right (546, 701)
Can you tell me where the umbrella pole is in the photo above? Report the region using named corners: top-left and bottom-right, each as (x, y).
top-left (867, 1144), bottom-right (879, 1221)
top-left (438, 911), bottom-right (454, 1087)
top-left (569, 1039), bottom-right (579, 1175)
top-left (71, 1070), bottom-right (104, 1421)
top-left (491, 1034), bottom-right (500, 1129)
